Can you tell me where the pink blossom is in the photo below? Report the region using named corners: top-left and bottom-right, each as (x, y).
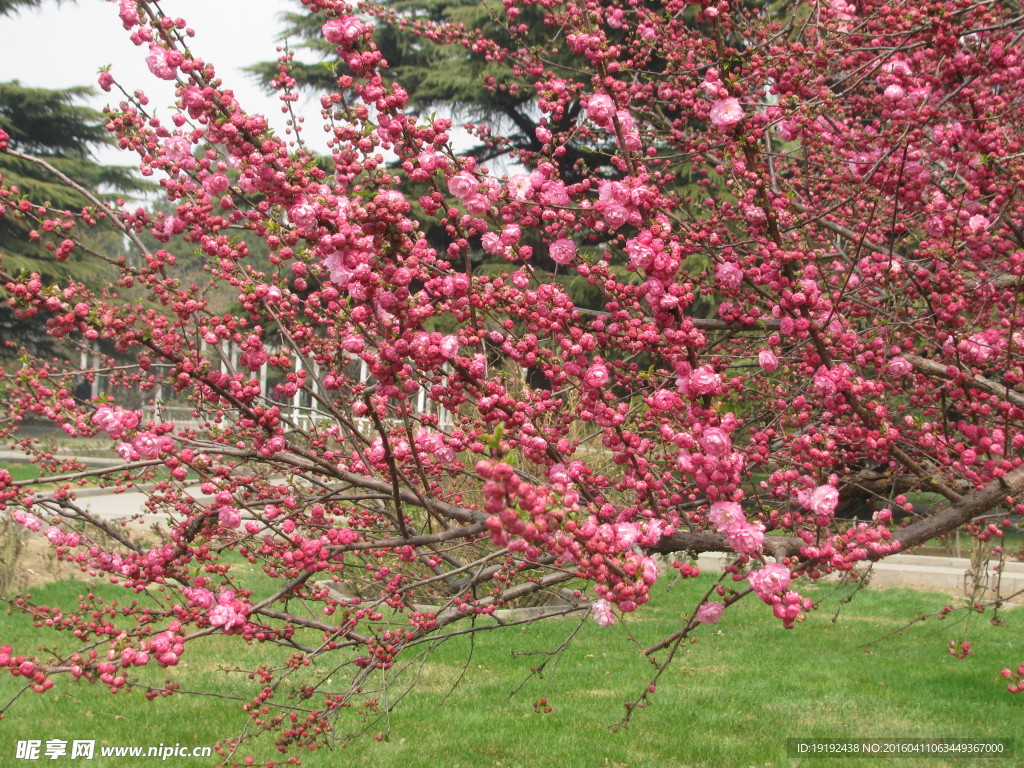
top-left (13, 511), bottom-right (42, 533)
top-left (540, 181), bottom-right (570, 207)
top-left (967, 214), bottom-right (989, 233)
top-left (44, 526), bottom-right (64, 546)
top-left (688, 365), bottom-right (721, 395)
top-left (677, 452), bottom-right (696, 473)
top-left (701, 427), bottom-right (732, 457)
top-left (640, 556), bottom-right (659, 582)
top-left (288, 202), bottom-right (318, 229)
top-left (888, 356), bottom-right (913, 376)
top-left (585, 94), bottom-right (616, 127)
top-left (591, 598), bottom-right (615, 627)
top-left (183, 588), bottom-right (216, 610)
top-left (163, 136), bottom-right (192, 164)
top-left (808, 485), bottom-right (840, 517)
top-left (758, 350), bottom-right (779, 372)
top-left (598, 202), bottom-right (630, 229)
top-left (743, 204), bottom-right (768, 225)
top-left (415, 430), bottom-right (456, 463)
top-left (549, 238), bottom-right (576, 265)
top-left (447, 172), bottom-right (477, 200)
top-left (132, 431), bottom-right (165, 459)
top-left (118, 0), bottom-right (139, 27)
top-left (716, 262), bottom-right (743, 288)
top-left (727, 522), bottom-right (765, 555)
top-left (776, 119), bottom-right (799, 141)
top-left (695, 602), bottom-right (724, 625)
top-left (322, 16), bottom-right (368, 45)
top-left (259, 436), bottom-right (286, 457)
top-left (240, 348), bottom-right (268, 372)
top-left (439, 335), bottom-right (460, 359)
top-left (639, 519), bottom-right (671, 546)
top-left (925, 216), bottom-right (946, 238)
top-left (324, 251), bottom-right (353, 286)
top-left (145, 44), bottom-right (180, 81)
top-left (207, 590), bottom-right (249, 632)
top-left (748, 563), bottom-right (791, 601)
top-left (957, 330), bottom-right (1002, 364)
top-left (584, 362), bottom-right (610, 389)
top-left (500, 224), bottom-right (522, 246)
top-left (614, 522), bottom-right (641, 549)
top-left (480, 232), bottom-right (503, 255)
top-left (92, 405), bottom-right (141, 439)
top-left (673, 360), bottom-right (692, 395)
top-left (217, 506), bottom-right (242, 528)
top-left (710, 97), bottom-right (744, 128)
top-left (208, 604), bottom-right (239, 629)
top-left (813, 366), bottom-right (839, 396)
top-left (202, 173), bottom-right (229, 196)
top-left (463, 194), bottom-right (490, 214)
top-left (648, 389), bottom-right (678, 411)
top-left (708, 501), bottom-right (745, 534)
top-left (505, 173), bottom-right (532, 199)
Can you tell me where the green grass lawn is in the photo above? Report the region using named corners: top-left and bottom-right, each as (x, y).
top-left (0, 462), bottom-right (45, 483)
top-left (1, 574), bottom-right (1021, 768)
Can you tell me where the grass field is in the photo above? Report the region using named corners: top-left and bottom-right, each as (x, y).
top-left (1, 573), bottom-right (1021, 768)
top-left (1, 462), bottom-right (44, 483)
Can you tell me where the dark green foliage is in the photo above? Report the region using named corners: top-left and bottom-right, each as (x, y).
top-left (250, 0), bottom-right (568, 165)
top-left (0, 80), bottom-right (147, 276)
top-left (0, 76), bottom-right (148, 355)
top-left (0, 0), bottom-right (42, 13)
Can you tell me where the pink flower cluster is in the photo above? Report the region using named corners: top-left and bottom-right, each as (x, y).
top-left (92, 405), bottom-right (141, 439)
top-left (703, 69), bottom-right (744, 128)
top-left (322, 15), bottom-right (369, 46)
top-left (591, 598), bottom-right (615, 627)
top-left (206, 590), bottom-right (249, 633)
top-left (583, 94), bottom-right (642, 151)
top-left (446, 169), bottom-right (502, 214)
top-left (12, 510), bottom-right (42, 533)
top-left (796, 483), bottom-right (841, 525)
top-left (114, 430), bottom-right (173, 461)
top-left (748, 564), bottom-right (812, 628)
top-left (148, 625), bottom-right (186, 668)
top-left (413, 429), bottom-right (456, 463)
top-left (145, 44), bottom-right (183, 81)
top-left (708, 501), bottom-right (765, 555)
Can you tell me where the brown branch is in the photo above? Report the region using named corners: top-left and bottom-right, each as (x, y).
top-left (575, 305), bottom-right (781, 332)
top-left (891, 466), bottom-right (1024, 551)
top-left (645, 530), bottom-right (804, 558)
top-left (903, 353), bottom-right (1024, 411)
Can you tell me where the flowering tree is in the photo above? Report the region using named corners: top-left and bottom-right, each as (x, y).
top-left (2, 0), bottom-right (1024, 754)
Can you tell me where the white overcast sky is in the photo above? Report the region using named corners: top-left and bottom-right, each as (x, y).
top-left (0, 0), bottom-right (309, 164)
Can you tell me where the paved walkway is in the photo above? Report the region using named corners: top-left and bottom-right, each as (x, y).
top-left (698, 552), bottom-right (1024, 604)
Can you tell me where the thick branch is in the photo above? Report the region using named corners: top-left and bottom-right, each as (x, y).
top-left (904, 353), bottom-right (1024, 411)
top-left (646, 530), bottom-right (804, 558)
top-left (892, 466), bottom-right (1024, 551)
